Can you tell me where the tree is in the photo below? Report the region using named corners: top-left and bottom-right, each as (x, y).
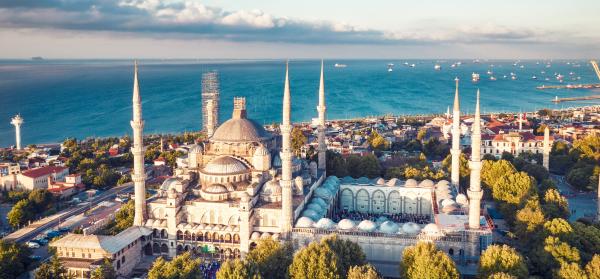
top-left (346, 155), bottom-right (363, 178)
top-left (359, 154), bottom-right (381, 179)
top-left (556, 263), bottom-right (587, 279)
top-left (35, 255), bottom-right (69, 279)
top-left (492, 172), bottom-right (534, 205)
top-left (572, 135), bottom-right (600, 161)
top-left (368, 130), bottom-right (389, 151)
top-left (478, 245), bottom-right (528, 279)
top-left (90, 258), bottom-right (116, 279)
top-left (28, 189), bottom-right (54, 213)
top-left (147, 252), bottom-right (203, 279)
top-left (7, 199), bottom-right (33, 228)
top-left (543, 218), bottom-right (573, 238)
top-left (487, 272), bottom-right (517, 279)
top-left (246, 238), bottom-right (293, 279)
top-left (566, 222), bottom-right (600, 263)
top-left (291, 127), bottom-right (307, 157)
top-left (217, 259), bottom-right (261, 279)
top-left (399, 241), bottom-right (459, 279)
top-left (0, 240), bottom-right (31, 279)
top-left (442, 153), bottom-right (470, 185)
top-left (544, 236), bottom-right (581, 266)
top-left (584, 254), bottom-right (600, 279)
top-left (542, 189), bottom-right (570, 220)
top-left (481, 160), bottom-right (516, 191)
top-left (521, 163), bottom-right (549, 183)
top-left (514, 199), bottom-right (545, 241)
top-left (289, 241), bottom-right (341, 279)
top-left (322, 235), bottom-right (366, 276)
top-left (347, 264), bottom-right (381, 279)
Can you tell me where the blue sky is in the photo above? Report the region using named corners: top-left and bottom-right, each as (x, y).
top-left (0, 0), bottom-right (598, 58)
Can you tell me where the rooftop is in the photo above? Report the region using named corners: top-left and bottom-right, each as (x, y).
top-left (21, 166), bottom-right (68, 178)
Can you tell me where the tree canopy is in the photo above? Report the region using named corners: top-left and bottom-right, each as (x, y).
top-left (399, 241), bottom-right (459, 279)
top-left (147, 252), bottom-right (203, 279)
top-left (217, 259), bottom-right (261, 279)
top-left (478, 244), bottom-right (528, 279)
top-left (245, 238), bottom-right (293, 279)
top-left (35, 255), bottom-right (69, 279)
top-left (346, 264), bottom-right (381, 279)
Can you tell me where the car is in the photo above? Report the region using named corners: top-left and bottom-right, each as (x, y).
top-left (34, 238), bottom-right (49, 245)
top-left (26, 242), bottom-right (40, 249)
top-left (58, 227), bottom-right (70, 233)
top-left (28, 255), bottom-right (42, 261)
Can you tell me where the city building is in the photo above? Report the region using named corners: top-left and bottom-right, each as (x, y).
top-left (16, 165), bottom-right (69, 191)
top-left (0, 162), bottom-right (21, 190)
top-left (47, 173), bottom-right (85, 199)
top-left (52, 62), bottom-right (492, 278)
top-left (481, 131), bottom-right (554, 158)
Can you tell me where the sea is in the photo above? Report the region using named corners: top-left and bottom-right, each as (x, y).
top-left (1, 59), bottom-right (599, 147)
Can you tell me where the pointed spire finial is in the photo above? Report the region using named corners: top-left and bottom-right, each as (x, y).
top-left (283, 60), bottom-right (291, 126)
top-left (453, 78), bottom-right (460, 111)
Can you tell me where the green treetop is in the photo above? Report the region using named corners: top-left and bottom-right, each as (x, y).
top-left (399, 241), bottom-right (459, 279)
top-left (478, 244), bottom-right (528, 279)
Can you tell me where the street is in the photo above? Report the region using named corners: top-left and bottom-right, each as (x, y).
top-left (551, 174), bottom-right (598, 221)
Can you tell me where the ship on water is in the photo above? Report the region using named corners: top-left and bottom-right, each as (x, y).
top-left (472, 72), bottom-right (480, 82)
top-left (334, 63), bottom-right (347, 68)
top-left (434, 64), bottom-right (441, 70)
top-left (387, 63), bottom-right (394, 72)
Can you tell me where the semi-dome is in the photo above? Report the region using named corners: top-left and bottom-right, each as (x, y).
top-left (405, 179), bottom-right (418, 187)
top-left (375, 178), bottom-right (386, 185)
top-left (379, 221), bottom-right (399, 234)
top-left (203, 156), bottom-right (248, 175)
top-left (315, 218), bottom-right (336, 230)
top-left (337, 219), bottom-right (355, 230)
top-left (402, 222), bottom-right (421, 234)
top-left (296, 217), bottom-right (315, 228)
top-left (212, 118), bottom-right (272, 143)
top-left (386, 178), bottom-right (399, 186)
top-left (203, 184), bottom-right (228, 194)
top-left (358, 220), bottom-right (377, 232)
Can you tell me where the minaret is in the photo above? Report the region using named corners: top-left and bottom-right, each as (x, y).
top-left (543, 126), bottom-right (550, 170)
top-left (206, 99), bottom-right (215, 138)
top-left (10, 115), bottom-right (24, 150)
top-left (518, 111), bottom-right (523, 131)
top-left (130, 61), bottom-right (147, 226)
top-left (450, 78), bottom-right (461, 190)
top-left (468, 89), bottom-right (484, 229)
top-left (280, 62), bottom-right (294, 235)
top-left (317, 60), bottom-right (327, 172)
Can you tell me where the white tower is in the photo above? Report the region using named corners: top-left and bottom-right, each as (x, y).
top-left (468, 89), bottom-right (484, 229)
top-left (450, 78), bottom-right (462, 190)
top-left (543, 126), bottom-right (550, 170)
top-left (280, 62), bottom-right (294, 236)
top-left (130, 61), bottom-right (147, 226)
top-left (10, 115), bottom-right (24, 150)
top-left (317, 60), bottom-right (327, 172)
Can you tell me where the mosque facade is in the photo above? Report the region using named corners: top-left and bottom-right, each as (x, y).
top-left (52, 62), bottom-right (493, 278)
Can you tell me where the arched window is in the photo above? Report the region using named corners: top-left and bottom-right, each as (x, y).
top-left (449, 248), bottom-right (454, 256)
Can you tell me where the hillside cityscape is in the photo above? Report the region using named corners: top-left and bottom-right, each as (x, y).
top-left (1, 1), bottom-right (600, 279)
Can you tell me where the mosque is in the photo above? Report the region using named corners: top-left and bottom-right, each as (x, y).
top-left (51, 62), bottom-right (492, 278)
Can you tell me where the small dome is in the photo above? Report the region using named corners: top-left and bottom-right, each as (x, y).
top-left (419, 179), bottom-right (434, 188)
top-left (260, 232), bottom-right (272, 239)
top-left (253, 145), bottom-right (270, 156)
top-left (296, 217), bottom-right (315, 228)
top-left (405, 179), bottom-right (418, 187)
top-left (272, 153), bottom-right (282, 168)
top-left (311, 197), bottom-right (327, 208)
top-left (442, 204), bottom-right (459, 213)
top-left (203, 156), bottom-right (248, 174)
top-left (422, 223), bottom-right (443, 236)
top-left (436, 180), bottom-right (450, 187)
top-left (189, 144), bottom-right (203, 154)
top-left (357, 177), bottom-right (370, 185)
top-left (307, 203), bottom-right (324, 214)
top-left (315, 218), bottom-right (336, 230)
top-left (341, 176), bottom-right (355, 184)
top-left (375, 178), bottom-right (386, 185)
top-left (314, 187), bottom-right (333, 200)
top-left (240, 192), bottom-right (251, 202)
top-left (402, 222), bottom-right (421, 234)
top-left (437, 193), bottom-right (453, 200)
top-left (441, 199), bottom-right (456, 207)
top-left (204, 184), bottom-right (228, 194)
top-left (376, 215), bottom-right (389, 224)
top-left (379, 221), bottom-right (399, 234)
top-left (358, 220), bottom-right (377, 232)
top-left (301, 209), bottom-right (321, 221)
top-left (386, 178), bottom-right (398, 186)
top-left (250, 232), bottom-right (261, 240)
top-left (455, 194), bottom-right (468, 206)
top-left (261, 179), bottom-right (282, 196)
top-left (337, 219), bottom-right (355, 230)
top-left (161, 178), bottom-right (182, 191)
top-left (436, 183), bottom-right (450, 190)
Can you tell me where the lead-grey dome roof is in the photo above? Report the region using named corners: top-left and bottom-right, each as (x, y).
top-left (212, 118), bottom-right (272, 143)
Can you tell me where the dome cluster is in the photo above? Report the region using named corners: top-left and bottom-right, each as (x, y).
top-left (295, 216), bottom-right (443, 236)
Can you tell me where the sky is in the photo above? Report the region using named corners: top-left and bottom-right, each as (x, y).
top-left (0, 0), bottom-right (599, 59)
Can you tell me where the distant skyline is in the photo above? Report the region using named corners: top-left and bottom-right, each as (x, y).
top-left (0, 0), bottom-right (599, 59)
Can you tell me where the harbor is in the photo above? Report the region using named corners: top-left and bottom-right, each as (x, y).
top-left (552, 95), bottom-right (600, 103)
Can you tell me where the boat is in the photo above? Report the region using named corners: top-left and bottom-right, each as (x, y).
top-left (409, 63), bottom-right (415, 68)
top-left (434, 64), bottom-right (441, 70)
top-left (532, 75), bottom-right (537, 80)
top-left (334, 63), bottom-right (347, 68)
top-left (486, 70), bottom-right (493, 75)
top-left (490, 76), bottom-right (497, 81)
top-left (472, 72), bottom-right (480, 82)
top-left (387, 63), bottom-right (394, 72)
top-left (450, 63), bottom-right (456, 68)
top-left (519, 65), bottom-right (525, 69)
top-left (511, 75), bottom-right (517, 80)
top-left (556, 74), bottom-right (564, 81)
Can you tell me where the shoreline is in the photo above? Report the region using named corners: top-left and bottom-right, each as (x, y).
top-left (4, 104), bottom-right (599, 149)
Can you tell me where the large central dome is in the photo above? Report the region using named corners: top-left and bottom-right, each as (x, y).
top-left (212, 117), bottom-right (272, 143)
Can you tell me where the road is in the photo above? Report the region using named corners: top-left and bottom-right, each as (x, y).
top-left (551, 174), bottom-right (598, 221)
top-left (3, 182), bottom-right (134, 243)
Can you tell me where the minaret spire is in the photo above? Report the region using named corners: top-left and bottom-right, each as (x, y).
top-left (543, 126), bottom-right (550, 170)
top-left (280, 61), bottom-right (293, 235)
top-left (131, 60), bottom-right (147, 226)
top-left (450, 78), bottom-right (462, 190)
top-left (317, 60), bottom-right (327, 172)
top-left (468, 89), bottom-right (483, 229)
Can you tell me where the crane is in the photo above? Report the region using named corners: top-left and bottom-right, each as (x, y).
top-left (591, 60), bottom-right (600, 81)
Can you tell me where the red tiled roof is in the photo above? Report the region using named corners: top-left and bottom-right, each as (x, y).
top-left (21, 166), bottom-right (68, 178)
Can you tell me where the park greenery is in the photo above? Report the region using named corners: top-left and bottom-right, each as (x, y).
top-left (35, 255), bottom-right (71, 279)
top-left (148, 252), bottom-right (204, 279)
top-left (7, 189), bottom-right (55, 228)
top-left (550, 135), bottom-right (600, 191)
top-left (97, 199), bottom-right (134, 235)
top-left (90, 258), bottom-right (117, 279)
